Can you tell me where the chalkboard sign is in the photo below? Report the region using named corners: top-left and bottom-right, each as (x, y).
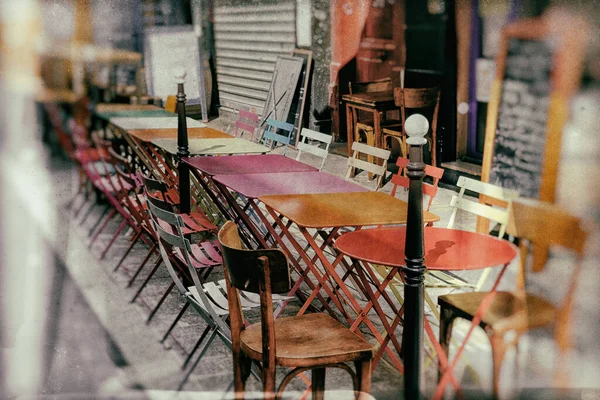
top-left (488, 38), bottom-right (552, 198)
top-left (481, 16), bottom-right (588, 202)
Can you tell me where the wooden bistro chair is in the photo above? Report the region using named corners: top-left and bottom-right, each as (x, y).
top-left (437, 199), bottom-right (589, 397)
top-left (231, 109), bottom-right (260, 141)
top-left (260, 119), bottom-right (295, 155)
top-left (218, 221), bottom-right (374, 400)
top-left (345, 141), bottom-right (391, 190)
top-left (382, 86), bottom-right (440, 165)
top-left (348, 77), bottom-right (400, 148)
top-left (295, 128), bottom-right (333, 171)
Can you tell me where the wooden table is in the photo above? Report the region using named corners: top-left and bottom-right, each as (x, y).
top-left (152, 138), bottom-right (269, 155)
top-left (96, 109), bottom-right (176, 119)
top-left (184, 155), bottom-right (319, 237)
top-left (258, 192), bottom-right (440, 371)
top-left (214, 172), bottom-right (369, 315)
top-left (184, 154), bottom-right (317, 176)
top-left (335, 227), bottom-right (517, 378)
top-left (128, 127), bottom-right (232, 142)
top-left (95, 103), bottom-right (162, 113)
top-left (110, 117), bottom-right (206, 130)
top-left (342, 91), bottom-right (396, 156)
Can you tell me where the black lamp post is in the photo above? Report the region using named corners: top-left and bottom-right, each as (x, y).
top-left (402, 113), bottom-right (429, 399)
top-left (174, 68), bottom-right (191, 214)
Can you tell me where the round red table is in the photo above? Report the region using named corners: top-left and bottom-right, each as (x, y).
top-left (333, 226), bottom-right (518, 381)
top-left (334, 226), bottom-right (517, 271)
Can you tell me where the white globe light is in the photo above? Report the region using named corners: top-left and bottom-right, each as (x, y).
top-left (405, 114), bottom-right (429, 145)
top-left (173, 67), bottom-right (187, 84)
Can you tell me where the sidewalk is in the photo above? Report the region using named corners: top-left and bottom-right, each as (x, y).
top-left (33, 113), bottom-right (600, 399)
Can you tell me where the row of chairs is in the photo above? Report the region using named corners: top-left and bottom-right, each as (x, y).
top-left (45, 100), bottom-right (375, 398)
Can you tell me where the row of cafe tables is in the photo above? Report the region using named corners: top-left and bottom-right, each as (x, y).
top-left (93, 102), bottom-right (519, 397)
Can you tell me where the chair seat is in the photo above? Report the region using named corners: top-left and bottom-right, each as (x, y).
top-left (438, 291), bottom-right (556, 333)
top-left (240, 313), bottom-right (373, 368)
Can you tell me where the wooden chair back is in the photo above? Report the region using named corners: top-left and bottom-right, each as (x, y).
top-left (448, 176), bottom-right (520, 237)
top-left (391, 157), bottom-right (444, 211)
top-left (218, 221), bottom-right (291, 390)
top-left (394, 86), bottom-right (441, 165)
top-left (233, 109), bottom-right (260, 140)
top-left (295, 128), bottom-right (332, 171)
top-left (260, 119), bottom-right (295, 155)
top-left (345, 141), bottom-right (391, 190)
top-left (508, 199), bottom-right (588, 353)
top-left (349, 77), bottom-right (393, 94)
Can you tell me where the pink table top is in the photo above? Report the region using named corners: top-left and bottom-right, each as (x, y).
top-left (335, 227), bottom-right (517, 271)
top-left (184, 154), bottom-right (317, 176)
top-left (213, 171), bottom-right (368, 199)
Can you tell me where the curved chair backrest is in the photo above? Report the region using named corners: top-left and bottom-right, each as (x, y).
top-left (391, 157), bottom-right (444, 211)
top-left (295, 128), bottom-right (332, 171)
top-left (233, 109), bottom-right (260, 140)
top-left (508, 199), bottom-right (588, 353)
top-left (218, 221), bottom-right (290, 296)
top-left (508, 199), bottom-right (588, 272)
top-left (218, 221), bottom-right (291, 386)
top-left (345, 141), bottom-right (391, 190)
top-left (448, 176), bottom-right (520, 238)
top-left (394, 86), bottom-right (441, 166)
top-left (260, 119), bottom-right (294, 155)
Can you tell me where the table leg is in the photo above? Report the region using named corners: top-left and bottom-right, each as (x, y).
top-left (346, 103), bottom-right (354, 161)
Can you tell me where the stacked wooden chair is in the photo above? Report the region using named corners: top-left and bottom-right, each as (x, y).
top-left (382, 86), bottom-right (440, 165)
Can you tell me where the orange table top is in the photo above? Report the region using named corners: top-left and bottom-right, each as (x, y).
top-left (259, 192), bottom-right (440, 229)
top-left (127, 127), bottom-right (233, 142)
top-left (335, 227), bottom-right (517, 271)
top-left (342, 91), bottom-right (395, 107)
top-left (95, 104), bottom-right (161, 113)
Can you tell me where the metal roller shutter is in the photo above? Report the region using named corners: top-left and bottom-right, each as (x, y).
top-left (213, 2), bottom-right (296, 114)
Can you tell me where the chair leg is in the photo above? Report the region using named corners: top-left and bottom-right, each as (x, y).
top-left (438, 306), bottom-right (458, 381)
top-left (114, 230), bottom-right (142, 272)
top-left (490, 332), bottom-right (509, 398)
top-left (178, 327), bottom-right (219, 391)
top-left (100, 219), bottom-right (128, 259)
top-left (126, 245), bottom-right (157, 287)
top-left (88, 204), bottom-right (111, 237)
top-left (355, 359), bottom-right (372, 398)
top-left (130, 257), bottom-right (163, 303)
top-left (88, 209), bottom-right (116, 247)
top-left (182, 323), bottom-right (211, 368)
top-left (160, 300), bottom-right (189, 342)
top-left (233, 351), bottom-right (252, 399)
top-left (148, 281), bottom-right (177, 323)
top-left (311, 368), bottom-right (326, 400)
